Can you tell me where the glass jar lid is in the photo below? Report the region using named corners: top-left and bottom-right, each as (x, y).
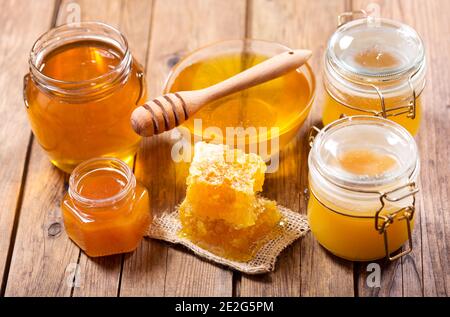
top-left (326, 18), bottom-right (425, 84)
top-left (309, 116), bottom-right (419, 192)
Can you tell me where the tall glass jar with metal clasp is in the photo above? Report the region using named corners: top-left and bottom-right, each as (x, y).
top-left (323, 12), bottom-right (426, 135)
top-left (307, 116), bottom-right (420, 261)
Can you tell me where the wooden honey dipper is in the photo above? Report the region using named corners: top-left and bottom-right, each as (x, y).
top-left (131, 49), bottom-right (312, 137)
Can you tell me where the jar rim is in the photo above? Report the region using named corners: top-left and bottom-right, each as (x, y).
top-left (29, 21), bottom-right (131, 95)
top-left (309, 115), bottom-right (419, 191)
top-left (69, 157), bottom-right (136, 207)
top-left (326, 17), bottom-right (425, 85)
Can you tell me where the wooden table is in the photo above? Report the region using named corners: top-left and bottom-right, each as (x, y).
top-left (0, 0), bottom-right (448, 297)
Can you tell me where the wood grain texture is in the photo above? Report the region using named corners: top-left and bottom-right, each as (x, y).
top-left (353, 0), bottom-right (449, 297)
top-left (238, 0), bottom-right (354, 297)
top-left (57, 0), bottom-right (153, 63)
top-left (120, 0), bottom-right (246, 296)
top-left (0, 0), bottom-right (447, 297)
top-left (5, 144), bottom-right (80, 296)
top-left (0, 0), bottom-right (58, 296)
top-left (404, 0), bottom-right (449, 297)
top-left (5, 0), bottom-right (154, 297)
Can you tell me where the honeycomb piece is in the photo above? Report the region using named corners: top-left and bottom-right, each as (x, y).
top-left (185, 142), bottom-right (267, 228)
top-left (179, 196), bottom-right (282, 261)
top-left (179, 142), bottom-right (283, 261)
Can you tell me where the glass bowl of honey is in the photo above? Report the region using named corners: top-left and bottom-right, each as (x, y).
top-left (24, 22), bottom-right (147, 173)
top-left (163, 39), bottom-right (315, 154)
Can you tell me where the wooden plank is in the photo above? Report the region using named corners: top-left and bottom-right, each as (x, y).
top-left (239, 0), bottom-right (354, 297)
top-left (0, 0), bottom-right (62, 296)
top-left (402, 0), bottom-right (449, 297)
top-left (53, 0), bottom-right (155, 297)
top-left (4, 0), bottom-right (153, 297)
top-left (119, 0), bottom-right (246, 296)
top-left (353, 0), bottom-right (449, 297)
top-left (4, 144), bottom-right (81, 296)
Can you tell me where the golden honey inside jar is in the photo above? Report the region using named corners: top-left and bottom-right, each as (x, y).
top-left (61, 158), bottom-right (151, 257)
top-left (308, 116), bottom-right (420, 261)
top-left (24, 22), bottom-right (146, 172)
top-left (323, 18), bottom-right (426, 135)
top-left (164, 40), bottom-right (315, 153)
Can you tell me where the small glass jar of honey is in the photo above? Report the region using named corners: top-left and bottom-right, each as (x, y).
top-left (307, 116), bottom-right (420, 261)
top-left (24, 22), bottom-right (146, 172)
top-left (61, 157), bottom-right (151, 257)
top-left (323, 16), bottom-right (426, 135)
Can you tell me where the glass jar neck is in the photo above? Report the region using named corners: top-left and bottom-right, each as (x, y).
top-left (29, 22), bottom-right (132, 101)
top-left (68, 158), bottom-right (136, 212)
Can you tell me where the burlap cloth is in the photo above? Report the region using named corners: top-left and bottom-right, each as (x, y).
top-left (146, 205), bottom-right (309, 274)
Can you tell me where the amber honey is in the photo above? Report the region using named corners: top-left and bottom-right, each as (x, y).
top-left (180, 196), bottom-right (282, 261)
top-left (62, 158), bottom-right (150, 257)
top-left (338, 149), bottom-right (398, 177)
top-left (308, 116), bottom-right (420, 261)
top-left (309, 148), bottom-right (410, 260)
top-left (165, 40), bottom-right (315, 151)
top-left (25, 23), bottom-right (146, 172)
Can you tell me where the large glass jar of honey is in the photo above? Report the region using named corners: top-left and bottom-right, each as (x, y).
top-left (24, 22), bottom-right (146, 173)
top-left (61, 157), bottom-right (151, 257)
top-left (164, 40), bottom-right (315, 155)
top-left (307, 116), bottom-right (420, 261)
top-left (323, 17), bottom-right (426, 136)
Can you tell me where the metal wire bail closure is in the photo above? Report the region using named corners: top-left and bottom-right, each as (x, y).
top-left (308, 126), bottom-right (321, 147)
top-left (337, 9), bottom-right (368, 27)
top-left (374, 182), bottom-right (419, 261)
top-left (324, 69), bottom-right (419, 120)
top-left (23, 74), bottom-right (30, 109)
